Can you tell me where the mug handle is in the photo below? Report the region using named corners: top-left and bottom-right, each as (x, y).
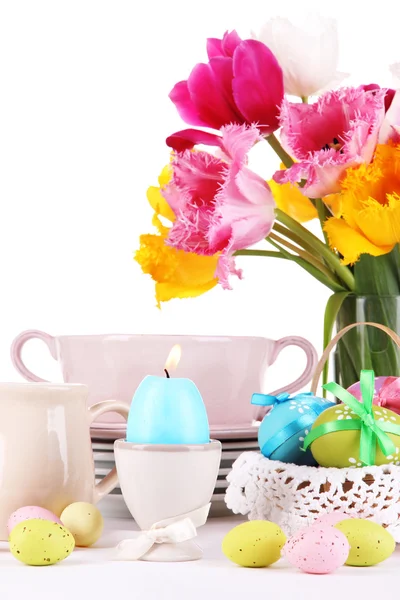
top-left (89, 400), bottom-right (130, 503)
top-left (11, 330), bottom-right (57, 382)
top-left (254, 336), bottom-right (318, 421)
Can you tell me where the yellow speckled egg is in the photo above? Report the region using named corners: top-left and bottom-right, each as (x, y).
top-left (60, 502), bottom-right (103, 547)
top-left (335, 519), bottom-right (395, 566)
top-left (309, 404), bottom-right (400, 468)
top-left (9, 519), bottom-right (75, 566)
top-left (222, 520), bottom-right (286, 567)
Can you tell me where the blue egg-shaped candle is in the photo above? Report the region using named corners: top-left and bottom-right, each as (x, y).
top-left (126, 375), bottom-right (210, 444)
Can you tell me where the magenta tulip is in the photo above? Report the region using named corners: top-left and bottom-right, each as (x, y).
top-left (169, 31), bottom-right (284, 135)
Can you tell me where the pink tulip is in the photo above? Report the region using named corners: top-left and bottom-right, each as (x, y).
top-left (273, 86), bottom-right (386, 197)
top-left (162, 124), bottom-right (275, 289)
top-left (361, 83), bottom-right (395, 112)
top-left (166, 128), bottom-right (223, 152)
top-left (169, 31), bottom-right (284, 135)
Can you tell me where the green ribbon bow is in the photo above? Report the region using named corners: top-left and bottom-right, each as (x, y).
top-left (303, 370), bottom-right (400, 466)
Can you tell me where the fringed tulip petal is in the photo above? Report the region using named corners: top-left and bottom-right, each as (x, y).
top-left (269, 179), bottom-right (317, 222)
top-left (324, 144), bottom-right (400, 264)
top-left (163, 124), bottom-right (275, 288)
top-left (379, 90), bottom-right (400, 143)
top-left (136, 165), bottom-right (219, 305)
top-left (146, 186), bottom-right (175, 223)
top-left (324, 218), bottom-right (393, 265)
top-left (135, 233), bottom-right (218, 307)
top-left (356, 195), bottom-right (400, 246)
top-left (232, 40), bottom-right (284, 135)
top-left (275, 87), bottom-right (386, 197)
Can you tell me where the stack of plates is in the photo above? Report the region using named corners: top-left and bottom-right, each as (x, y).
top-left (93, 425), bottom-right (259, 519)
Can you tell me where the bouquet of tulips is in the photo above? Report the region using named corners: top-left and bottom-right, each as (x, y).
top-left (136, 16), bottom-right (400, 387)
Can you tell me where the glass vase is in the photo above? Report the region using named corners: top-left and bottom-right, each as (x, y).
top-left (334, 295), bottom-right (400, 389)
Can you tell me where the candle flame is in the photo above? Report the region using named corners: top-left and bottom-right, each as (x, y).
top-left (165, 344), bottom-right (182, 372)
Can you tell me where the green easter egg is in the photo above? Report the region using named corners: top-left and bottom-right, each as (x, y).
top-left (310, 404), bottom-right (400, 468)
top-left (335, 519), bottom-right (395, 566)
top-left (222, 520), bottom-right (286, 568)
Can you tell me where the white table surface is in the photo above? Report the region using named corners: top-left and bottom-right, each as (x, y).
top-left (1, 515), bottom-right (400, 600)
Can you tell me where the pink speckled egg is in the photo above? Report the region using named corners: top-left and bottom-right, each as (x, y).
top-left (284, 525), bottom-right (350, 574)
top-left (7, 506), bottom-right (62, 535)
top-left (314, 512), bottom-right (352, 527)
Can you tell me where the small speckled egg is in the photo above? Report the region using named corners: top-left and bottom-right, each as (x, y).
top-left (284, 525), bottom-right (349, 574)
top-left (7, 506), bottom-right (62, 536)
top-left (9, 519), bottom-right (75, 566)
top-left (222, 520), bottom-right (286, 567)
top-left (309, 404), bottom-right (400, 468)
top-left (314, 511), bottom-right (351, 527)
top-left (60, 502), bottom-right (103, 547)
top-left (335, 519), bottom-right (395, 566)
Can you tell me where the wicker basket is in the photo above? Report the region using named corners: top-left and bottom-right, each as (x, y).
top-left (225, 322), bottom-right (400, 540)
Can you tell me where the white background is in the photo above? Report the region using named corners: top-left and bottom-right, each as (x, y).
top-left (0, 0), bottom-right (398, 390)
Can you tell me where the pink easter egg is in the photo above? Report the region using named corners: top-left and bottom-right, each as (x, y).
top-left (348, 376), bottom-right (392, 401)
top-left (284, 525), bottom-right (350, 574)
top-left (7, 506), bottom-right (62, 535)
top-left (314, 511), bottom-right (352, 527)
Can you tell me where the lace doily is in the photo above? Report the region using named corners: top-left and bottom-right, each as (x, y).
top-left (225, 452), bottom-right (400, 541)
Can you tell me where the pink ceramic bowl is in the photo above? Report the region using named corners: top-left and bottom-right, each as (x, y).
top-left (11, 331), bottom-right (317, 429)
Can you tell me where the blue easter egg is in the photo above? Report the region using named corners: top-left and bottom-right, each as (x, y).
top-left (254, 393), bottom-right (336, 466)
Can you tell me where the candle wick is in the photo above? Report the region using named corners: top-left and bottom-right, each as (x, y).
top-left (164, 368), bottom-right (170, 378)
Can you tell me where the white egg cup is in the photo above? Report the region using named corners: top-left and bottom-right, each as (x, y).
top-left (114, 439), bottom-right (222, 562)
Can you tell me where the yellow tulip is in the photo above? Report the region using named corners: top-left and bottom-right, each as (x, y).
top-left (324, 144), bottom-right (400, 264)
top-left (135, 165), bottom-right (218, 306)
top-left (269, 165), bottom-right (317, 223)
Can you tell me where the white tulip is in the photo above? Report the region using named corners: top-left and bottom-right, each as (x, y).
top-left (390, 63), bottom-right (400, 86)
top-left (253, 15), bottom-right (348, 98)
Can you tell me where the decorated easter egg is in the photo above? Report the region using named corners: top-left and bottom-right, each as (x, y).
top-left (253, 392), bottom-right (335, 466)
top-left (9, 519), bottom-right (75, 566)
top-left (60, 502), bottom-right (103, 547)
top-left (348, 376), bottom-right (400, 415)
top-left (222, 520), bottom-right (286, 567)
top-left (335, 519), bottom-right (395, 566)
top-left (7, 506), bottom-right (62, 535)
top-left (314, 511), bottom-right (351, 527)
top-left (308, 404), bottom-right (400, 468)
top-left (284, 525), bottom-right (349, 574)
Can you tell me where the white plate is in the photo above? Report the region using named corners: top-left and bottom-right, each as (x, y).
top-left (92, 440), bottom-right (258, 452)
top-left (91, 423), bottom-right (260, 441)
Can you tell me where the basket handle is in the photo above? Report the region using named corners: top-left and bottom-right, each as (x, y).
top-left (310, 321), bottom-right (400, 394)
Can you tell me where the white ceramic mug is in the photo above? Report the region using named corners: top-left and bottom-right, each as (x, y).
top-left (11, 331), bottom-right (318, 428)
top-left (0, 383), bottom-right (129, 539)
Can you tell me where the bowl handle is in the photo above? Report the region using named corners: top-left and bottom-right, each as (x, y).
top-left (254, 336), bottom-right (318, 421)
top-left (10, 329), bottom-right (57, 382)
